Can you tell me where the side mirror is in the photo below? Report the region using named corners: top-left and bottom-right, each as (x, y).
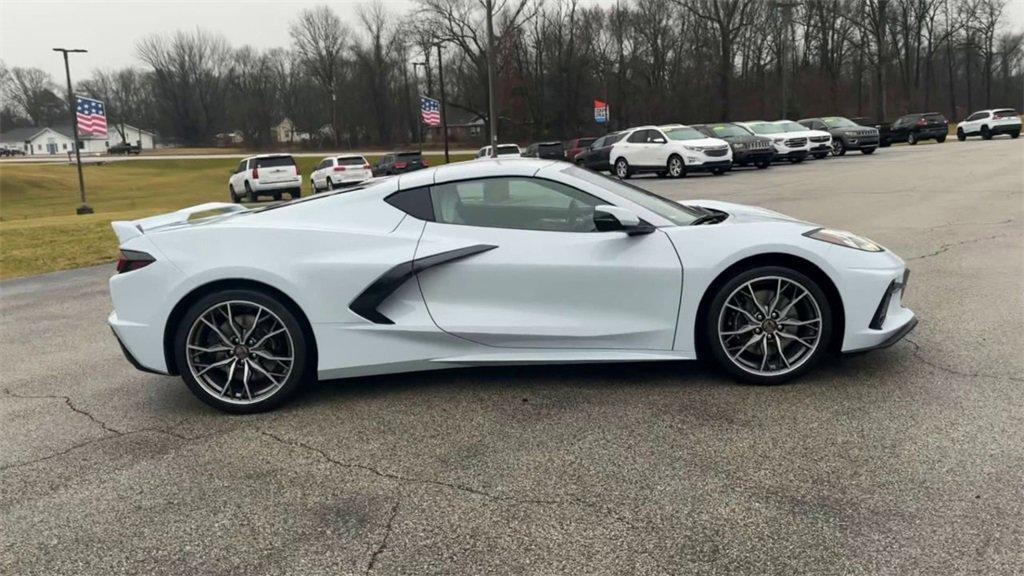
top-left (593, 205), bottom-right (654, 235)
top-left (652, 138), bottom-right (667, 144)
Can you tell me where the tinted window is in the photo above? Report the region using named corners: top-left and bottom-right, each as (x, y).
top-left (923, 113), bottom-right (946, 122)
top-left (237, 160), bottom-right (247, 173)
top-left (967, 112), bottom-right (987, 121)
top-left (560, 165), bottom-right (700, 226)
top-left (337, 157), bottom-right (366, 166)
top-left (255, 156), bottom-right (295, 168)
top-left (386, 187), bottom-right (434, 220)
top-left (429, 177), bottom-right (602, 232)
top-left (821, 117), bottom-right (858, 128)
top-left (496, 145), bottom-right (520, 155)
top-left (397, 152), bottom-right (422, 160)
top-left (993, 109), bottom-right (1018, 119)
top-left (605, 132), bottom-right (625, 144)
top-left (707, 124), bottom-right (748, 137)
top-left (627, 130), bottom-right (648, 143)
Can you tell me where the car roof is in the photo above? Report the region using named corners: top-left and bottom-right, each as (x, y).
top-left (244, 153), bottom-right (294, 160)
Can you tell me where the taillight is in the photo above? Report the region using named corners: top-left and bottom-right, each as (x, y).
top-left (395, 162), bottom-right (408, 169)
top-left (116, 249), bottom-right (155, 273)
top-left (362, 164), bottom-right (371, 170)
top-left (333, 166), bottom-right (347, 171)
top-left (422, 159), bottom-right (429, 167)
top-left (251, 166), bottom-right (259, 179)
top-left (916, 118), bottom-right (927, 126)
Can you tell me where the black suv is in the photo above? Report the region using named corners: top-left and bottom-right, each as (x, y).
top-left (799, 117), bottom-right (879, 156)
top-left (574, 132), bottom-right (626, 173)
top-left (522, 141), bottom-right (565, 160)
top-left (692, 123), bottom-right (775, 169)
top-left (888, 113), bottom-right (948, 145)
top-left (374, 152), bottom-right (426, 176)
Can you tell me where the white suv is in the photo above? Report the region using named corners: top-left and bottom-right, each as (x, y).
top-left (773, 120), bottom-right (832, 159)
top-left (736, 121), bottom-right (811, 163)
top-left (310, 155), bottom-right (372, 193)
top-left (609, 124), bottom-right (732, 178)
top-left (475, 144), bottom-right (522, 159)
top-left (229, 154), bottom-right (302, 203)
top-left (956, 109), bottom-right (1021, 140)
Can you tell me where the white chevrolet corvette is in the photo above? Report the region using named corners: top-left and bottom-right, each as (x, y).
top-left (109, 159), bottom-right (916, 412)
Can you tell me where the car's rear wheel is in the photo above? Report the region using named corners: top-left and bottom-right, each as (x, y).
top-left (245, 182), bottom-right (257, 203)
top-left (936, 135), bottom-right (946, 143)
top-left (705, 266), bottom-right (833, 385)
top-left (291, 188), bottom-right (301, 199)
top-left (667, 154), bottom-right (684, 178)
top-left (981, 126), bottom-right (992, 140)
top-left (957, 128), bottom-right (966, 141)
top-left (175, 289), bottom-right (311, 413)
top-left (229, 185), bottom-right (239, 203)
top-left (1012, 131), bottom-right (1020, 139)
top-left (755, 160), bottom-right (770, 169)
top-left (614, 158), bottom-right (631, 179)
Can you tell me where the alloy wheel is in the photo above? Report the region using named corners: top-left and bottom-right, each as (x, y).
top-left (185, 300), bottom-right (295, 405)
top-left (668, 156), bottom-right (683, 178)
top-left (615, 159), bottom-right (629, 179)
top-left (717, 276), bottom-right (823, 377)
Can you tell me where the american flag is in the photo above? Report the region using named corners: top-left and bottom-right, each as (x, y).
top-left (420, 96), bottom-right (441, 127)
top-left (76, 96), bottom-right (107, 137)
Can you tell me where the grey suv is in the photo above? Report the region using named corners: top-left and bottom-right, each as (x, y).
top-left (799, 117), bottom-right (879, 156)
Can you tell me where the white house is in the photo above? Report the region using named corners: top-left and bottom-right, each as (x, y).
top-left (273, 118), bottom-right (310, 143)
top-left (0, 124), bottom-right (155, 156)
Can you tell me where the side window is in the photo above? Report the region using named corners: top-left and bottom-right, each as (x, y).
top-left (429, 177), bottom-right (603, 232)
top-left (385, 187), bottom-right (435, 221)
top-left (627, 130), bottom-right (647, 143)
top-left (815, 121), bottom-right (827, 131)
top-left (237, 160), bottom-right (247, 173)
top-left (648, 130), bottom-right (667, 143)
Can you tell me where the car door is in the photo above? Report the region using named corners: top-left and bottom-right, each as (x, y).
top-left (413, 176), bottom-right (682, 350)
top-left (619, 129), bottom-right (650, 167)
top-left (646, 129), bottom-right (670, 166)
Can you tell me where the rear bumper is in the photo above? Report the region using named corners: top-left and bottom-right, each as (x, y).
top-left (990, 123), bottom-right (1021, 135)
top-left (109, 311), bottom-right (170, 375)
top-left (253, 178), bottom-right (302, 191)
top-left (913, 128), bottom-right (948, 139)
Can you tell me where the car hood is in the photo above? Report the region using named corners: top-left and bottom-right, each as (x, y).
top-left (684, 199), bottom-right (813, 226)
top-left (674, 137), bottom-right (729, 148)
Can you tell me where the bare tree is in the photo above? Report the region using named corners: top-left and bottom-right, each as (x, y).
top-left (5, 67), bottom-right (64, 126)
top-left (289, 5), bottom-right (350, 145)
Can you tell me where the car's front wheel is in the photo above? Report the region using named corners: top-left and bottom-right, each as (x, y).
top-left (666, 154), bottom-right (685, 178)
top-left (705, 266), bottom-right (833, 385)
top-left (832, 139), bottom-right (846, 156)
top-left (614, 158), bottom-right (631, 179)
top-left (175, 289), bottom-right (311, 413)
top-left (908, 132), bottom-right (918, 145)
top-left (936, 135), bottom-right (947, 143)
top-left (957, 128), bottom-right (966, 141)
top-left (861, 147), bottom-right (876, 155)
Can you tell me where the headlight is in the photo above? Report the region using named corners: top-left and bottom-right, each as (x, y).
top-left (733, 142), bottom-right (745, 149)
top-left (804, 228), bottom-right (883, 252)
top-left (772, 137), bottom-right (785, 144)
top-left (683, 145), bottom-right (702, 152)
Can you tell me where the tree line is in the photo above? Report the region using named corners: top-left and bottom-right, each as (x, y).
top-left (1, 0), bottom-right (1021, 148)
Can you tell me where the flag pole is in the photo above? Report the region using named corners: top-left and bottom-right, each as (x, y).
top-left (54, 47), bottom-right (91, 215)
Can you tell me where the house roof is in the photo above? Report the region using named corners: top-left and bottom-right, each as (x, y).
top-left (0, 123), bottom-right (155, 143)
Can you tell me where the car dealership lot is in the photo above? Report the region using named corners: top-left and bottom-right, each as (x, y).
top-left (2, 141), bottom-right (1022, 574)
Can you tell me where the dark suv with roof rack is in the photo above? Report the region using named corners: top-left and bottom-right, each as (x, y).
top-left (888, 113), bottom-right (948, 145)
top-left (799, 117), bottom-right (879, 156)
top-left (692, 123), bottom-right (775, 169)
top-left (373, 151), bottom-right (427, 176)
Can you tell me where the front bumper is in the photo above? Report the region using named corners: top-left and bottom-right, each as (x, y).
top-left (839, 262), bottom-right (917, 353)
top-left (774, 149), bottom-right (808, 161)
top-left (843, 136), bottom-right (879, 149)
top-left (734, 149), bottom-right (775, 163)
top-left (685, 159), bottom-right (732, 172)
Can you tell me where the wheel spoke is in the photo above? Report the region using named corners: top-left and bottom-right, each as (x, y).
top-left (224, 303), bottom-right (243, 341)
top-left (243, 307), bottom-right (263, 341)
top-left (746, 283), bottom-right (767, 315)
top-left (252, 327), bottom-right (286, 350)
top-left (188, 344), bottom-right (231, 354)
top-left (725, 303), bottom-right (757, 324)
top-left (199, 317), bottom-right (233, 346)
top-left (775, 337), bottom-right (791, 368)
top-left (759, 337), bottom-right (769, 371)
top-left (247, 358), bottom-right (281, 387)
top-left (780, 318), bottom-right (821, 327)
top-left (777, 289), bottom-right (808, 319)
top-left (776, 331), bottom-right (815, 349)
top-left (252, 350), bottom-right (293, 363)
top-left (222, 359), bottom-right (238, 396)
top-left (768, 278), bottom-right (783, 313)
top-left (730, 333), bottom-right (763, 361)
top-left (242, 360), bottom-right (253, 400)
top-left (196, 356), bottom-right (235, 377)
top-left (721, 325), bottom-right (757, 336)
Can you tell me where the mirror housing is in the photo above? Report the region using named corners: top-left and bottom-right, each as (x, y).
top-left (593, 205), bottom-right (655, 235)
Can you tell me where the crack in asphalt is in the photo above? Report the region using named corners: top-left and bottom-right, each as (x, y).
top-left (904, 339), bottom-right (1024, 383)
top-left (3, 388), bottom-right (125, 435)
top-left (365, 498), bottom-right (401, 575)
top-left (260, 430), bottom-right (642, 530)
top-left (905, 232), bottom-right (1016, 261)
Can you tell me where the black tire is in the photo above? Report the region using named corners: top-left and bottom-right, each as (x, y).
top-left (667, 154), bottom-right (685, 178)
top-left (229, 185), bottom-right (239, 204)
top-left (813, 153), bottom-right (828, 160)
top-left (908, 132), bottom-right (918, 145)
top-left (861, 147), bottom-right (876, 155)
top-left (291, 188), bottom-right (301, 199)
top-left (981, 126), bottom-right (992, 140)
top-left (936, 135), bottom-right (947, 143)
top-left (1012, 131), bottom-right (1020, 139)
top-left (704, 266), bottom-right (833, 385)
top-left (245, 182), bottom-right (257, 203)
top-left (174, 288), bottom-right (312, 414)
top-left (957, 128), bottom-right (966, 141)
top-left (614, 158), bottom-right (631, 179)
top-left (755, 160), bottom-right (770, 169)
top-left (273, 192), bottom-right (282, 202)
top-left (326, 178), bottom-right (335, 191)
top-left (832, 139), bottom-right (847, 156)
top-left (788, 157), bottom-right (804, 164)
top-left (310, 179), bottom-right (318, 195)
top-left (711, 168), bottom-right (726, 175)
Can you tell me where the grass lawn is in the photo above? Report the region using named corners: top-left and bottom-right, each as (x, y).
top-left (0, 154), bottom-right (472, 280)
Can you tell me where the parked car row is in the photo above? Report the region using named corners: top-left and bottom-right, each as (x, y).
top-left (227, 108), bottom-right (1019, 202)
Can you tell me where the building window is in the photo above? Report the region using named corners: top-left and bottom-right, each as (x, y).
top-left (63, 143), bottom-right (68, 150)
top-left (105, 141), bottom-right (110, 148)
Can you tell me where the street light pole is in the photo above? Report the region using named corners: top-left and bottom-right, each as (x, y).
top-left (53, 47), bottom-right (91, 215)
top-left (773, 1), bottom-right (798, 119)
top-left (485, 0), bottom-right (498, 158)
top-left (412, 62), bottom-right (427, 153)
top-left (437, 43), bottom-right (450, 164)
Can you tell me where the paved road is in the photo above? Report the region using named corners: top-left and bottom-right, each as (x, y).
top-left (2, 140), bottom-right (1022, 575)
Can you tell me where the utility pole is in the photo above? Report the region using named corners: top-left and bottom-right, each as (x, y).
top-left (53, 47), bottom-right (92, 215)
top-left (437, 43), bottom-right (450, 164)
top-left (773, 1), bottom-right (798, 119)
top-left (485, 0), bottom-right (498, 158)
top-left (413, 61), bottom-right (426, 153)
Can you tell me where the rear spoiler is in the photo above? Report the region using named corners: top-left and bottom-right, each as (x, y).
top-left (111, 202), bottom-right (248, 244)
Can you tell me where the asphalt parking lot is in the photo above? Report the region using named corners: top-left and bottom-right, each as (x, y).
top-left (2, 140), bottom-right (1022, 575)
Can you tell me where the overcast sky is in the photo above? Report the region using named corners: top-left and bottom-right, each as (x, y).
top-left (2, 0), bottom-right (1023, 82)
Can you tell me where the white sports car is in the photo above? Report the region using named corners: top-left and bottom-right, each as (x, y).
top-left (109, 159), bottom-right (916, 412)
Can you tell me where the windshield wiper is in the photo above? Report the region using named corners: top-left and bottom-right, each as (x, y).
top-left (690, 211), bottom-right (728, 226)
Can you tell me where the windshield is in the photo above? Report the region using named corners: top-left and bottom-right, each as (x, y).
top-left (746, 123), bottom-right (783, 135)
top-left (496, 145), bottom-right (521, 155)
top-left (776, 121), bottom-right (806, 132)
top-left (822, 117), bottom-right (858, 128)
top-left (663, 127), bottom-right (705, 141)
top-left (707, 124), bottom-right (748, 137)
top-left (561, 165), bottom-right (700, 226)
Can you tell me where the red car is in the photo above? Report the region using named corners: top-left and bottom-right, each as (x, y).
top-left (564, 137), bottom-right (597, 162)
